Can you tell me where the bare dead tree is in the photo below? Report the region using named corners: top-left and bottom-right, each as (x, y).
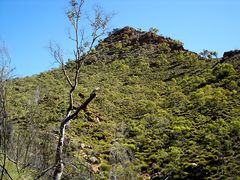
top-left (0, 54), bottom-right (43, 178)
top-left (48, 0), bottom-right (111, 179)
top-left (0, 41), bottom-right (14, 180)
top-left (13, 88), bottom-right (49, 175)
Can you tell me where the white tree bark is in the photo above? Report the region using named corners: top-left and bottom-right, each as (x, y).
top-left (53, 91), bottom-right (96, 179)
top-left (50, 1), bottom-right (111, 179)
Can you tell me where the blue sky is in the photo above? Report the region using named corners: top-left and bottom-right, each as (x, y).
top-left (0, 0), bottom-right (239, 77)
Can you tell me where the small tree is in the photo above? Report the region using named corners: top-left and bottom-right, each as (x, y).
top-left (49, 0), bottom-right (111, 179)
top-left (199, 49), bottom-right (218, 59)
top-left (149, 27), bottom-right (159, 35)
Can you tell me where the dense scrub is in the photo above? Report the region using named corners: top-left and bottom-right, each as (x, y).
top-left (5, 27), bottom-right (240, 179)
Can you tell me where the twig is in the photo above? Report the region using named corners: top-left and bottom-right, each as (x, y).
top-left (0, 164), bottom-right (13, 180)
top-left (34, 164), bottom-right (56, 180)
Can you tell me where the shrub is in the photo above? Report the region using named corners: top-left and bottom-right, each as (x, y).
top-left (213, 63), bottom-right (236, 80)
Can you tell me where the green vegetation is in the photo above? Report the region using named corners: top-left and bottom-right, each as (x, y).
top-left (2, 27), bottom-right (240, 179)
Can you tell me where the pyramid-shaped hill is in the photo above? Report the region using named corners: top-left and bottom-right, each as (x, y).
top-left (87, 26), bottom-right (200, 64)
top-left (102, 26), bottom-right (185, 50)
top-left (6, 27), bottom-right (240, 179)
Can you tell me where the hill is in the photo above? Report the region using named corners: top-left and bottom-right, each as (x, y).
top-left (5, 27), bottom-right (240, 179)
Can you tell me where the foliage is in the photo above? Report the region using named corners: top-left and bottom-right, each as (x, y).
top-left (4, 27), bottom-right (240, 179)
top-left (149, 27), bottom-right (159, 35)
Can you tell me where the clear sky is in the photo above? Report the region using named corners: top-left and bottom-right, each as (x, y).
top-left (0, 0), bottom-right (239, 77)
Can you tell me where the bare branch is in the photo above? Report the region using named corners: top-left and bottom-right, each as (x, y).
top-left (0, 153), bottom-right (17, 165)
top-left (63, 88), bottom-right (98, 125)
top-left (49, 41), bottom-right (73, 88)
top-left (0, 41), bottom-right (13, 81)
top-left (34, 164), bottom-right (56, 180)
top-left (68, 29), bottom-right (77, 42)
top-left (52, 0), bottom-right (110, 179)
top-left (0, 41), bottom-right (14, 180)
top-left (0, 164), bottom-right (13, 180)
top-left (86, 5), bottom-right (113, 54)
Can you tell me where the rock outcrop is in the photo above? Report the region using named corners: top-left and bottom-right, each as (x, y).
top-left (223, 49), bottom-right (240, 60)
top-left (101, 26), bottom-right (185, 51)
top-left (222, 49), bottom-right (240, 69)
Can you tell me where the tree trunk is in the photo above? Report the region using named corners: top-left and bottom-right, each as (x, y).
top-left (53, 91), bottom-right (96, 179)
top-left (53, 122), bottom-right (66, 180)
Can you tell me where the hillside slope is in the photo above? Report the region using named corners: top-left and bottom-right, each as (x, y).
top-left (7, 27), bottom-right (240, 179)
